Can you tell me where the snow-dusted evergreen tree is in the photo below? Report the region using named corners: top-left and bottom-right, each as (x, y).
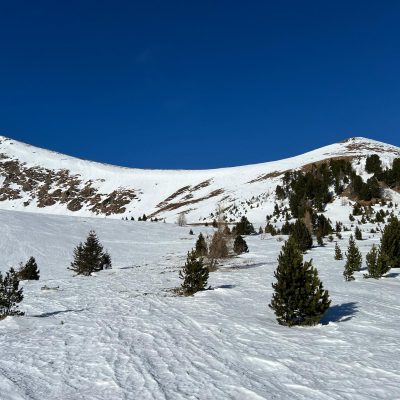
top-left (179, 250), bottom-right (209, 295)
top-left (269, 238), bottom-right (330, 326)
top-left (70, 231), bottom-right (111, 276)
top-left (334, 242), bottom-right (343, 260)
top-left (233, 235), bottom-right (249, 255)
top-left (380, 216), bottom-right (400, 268)
top-left (195, 233), bottom-right (208, 257)
top-left (0, 267), bottom-right (24, 319)
top-left (364, 244), bottom-right (390, 279)
top-left (18, 256), bottom-right (40, 280)
top-left (343, 235), bottom-right (362, 281)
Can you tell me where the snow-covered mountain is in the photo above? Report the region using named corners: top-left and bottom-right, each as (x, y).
top-left (0, 135), bottom-right (399, 222)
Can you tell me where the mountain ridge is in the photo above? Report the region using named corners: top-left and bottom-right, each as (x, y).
top-left (0, 135), bottom-right (399, 222)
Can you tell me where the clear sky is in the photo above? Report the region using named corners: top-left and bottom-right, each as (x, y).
top-left (0, 1), bottom-right (399, 169)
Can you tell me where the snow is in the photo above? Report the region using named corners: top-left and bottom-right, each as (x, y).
top-left (1, 208), bottom-right (400, 399)
top-left (1, 135), bottom-right (399, 223)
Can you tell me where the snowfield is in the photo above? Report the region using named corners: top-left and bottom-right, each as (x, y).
top-left (1, 209), bottom-right (400, 399)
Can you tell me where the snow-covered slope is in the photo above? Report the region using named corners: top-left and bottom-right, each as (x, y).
top-left (0, 209), bottom-right (400, 399)
top-left (0, 136), bottom-right (399, 222)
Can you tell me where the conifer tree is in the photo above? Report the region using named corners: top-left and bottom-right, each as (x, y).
top-left (364, 244), bottom-right (390, 279)
top-left (343, 235), bottom-right (362, 281)
top-left (0, 267), bottom-right (24, 319)
top-left (380, 216), bottom-right (400, 268)
top-left (100, 251), bottom-right (112, 270)
top-left (233, 235), bottom-right (249, 254)
top-left (290, 219), bottom-right (313, 252)
top-left (355, 226), bottom-right (363, 240)
top-left (334, 242), bottom-right (343, 260)
top-left (195, 233), bottom-right (208, 257)
top-left (18, 257), bottom-right (40, 280)
top-left (269, 238), bottom-right (330, 326)
top-left (70, 231), bottom-right (111, 276)
top-left (235, 216), bottom-right (255, 236)
top-left (179, 250), bottom-right (209, 295)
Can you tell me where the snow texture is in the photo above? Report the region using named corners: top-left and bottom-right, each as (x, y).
top-left (0, 208), bottom-right (400, 399)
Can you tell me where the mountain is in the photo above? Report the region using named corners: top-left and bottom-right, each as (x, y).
top-left (0, 135), bottom-right (399, 222)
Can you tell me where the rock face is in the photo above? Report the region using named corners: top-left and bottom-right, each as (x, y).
top-left (0, 136), bottom-right (399, 222)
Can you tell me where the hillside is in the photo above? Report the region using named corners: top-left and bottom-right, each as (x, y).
top-left (1, 208), bottom-right (400, 399)
top-left (0, 136), bottom-right (399, 222)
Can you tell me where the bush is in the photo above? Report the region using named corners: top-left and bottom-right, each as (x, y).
top-left (269, 238), bottom-right (330, 326)
top-left (179, 250), bottom-right (209, 295)
top-left (0, 267), bottom-right (24, 319)
top-left (18, 257), bottom-right (40, 280)
top-left (70, 231), bottom-right (112, 276)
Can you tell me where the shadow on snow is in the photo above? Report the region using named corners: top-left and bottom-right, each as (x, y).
top-left (321, 302), bottom-right (358, 325)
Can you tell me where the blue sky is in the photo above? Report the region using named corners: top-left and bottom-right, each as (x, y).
top-left (0, 1), bottom-right (399, 169)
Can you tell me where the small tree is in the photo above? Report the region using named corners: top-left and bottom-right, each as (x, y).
top-left (179, 250), bottom-right (209, 295)
top-left (0, 268), bottom-right (24, 319)
top-left (209, 231), bottom-right (229, 259)
top-left (195, 233), bottom-right (208, 257)
top-left (233, 235), bottom-right (249, 255)
top-left (269, 238), bottom-right (330, 326)
top-left (18, 257), bottom-right (40, 280)
top-left (343, 235), bottom-right (362, 281)
top-left (70, 231), bottom-right (111, 276)
top-left (355, 226), bottom-right (363, 240)
top-left (100, 251), bottom-right (112, 270)
top-left (290, 219), bottom-right (313, 252)
top-left (334, 242), bottom-right (343, 260)
top-left (380, 216), bottom-right (400, 268)
top-left (177, 212), bottom-right (187, 227)
top-left (235, 216), bottom-right (255, 236)
top-left (364, 244), bottom-right (390, 279)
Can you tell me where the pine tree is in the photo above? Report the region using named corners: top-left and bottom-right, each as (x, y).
top-left (334, 242), bottom-right (343, 260)
top-left (364, 244), bottom-right (390, 279)
top-left (179, 250), bottom-right (209, 295)
top-left (380, 216), bottom-right (400, 268)
top-left (100, 251), bottom-right (112, 270)
top-left (18, 257), bottom-right (40, 280)
top-left (233, 235), bottom-right (249, 254)
top-left (269, 238), bottom-right (330, 326)
top-left (343, 235), bottom-right (362, 281)
top-left (70, 231), bottom-right (111, 276)
top-left (235, 216), bottom-right (255, 236)
top-left (195, 233), bottom-right (208, 257)
top-left (355, 226), bottom-right (363, 240)
top-left (290, 219), bottom-right (313, 252)
top-left (0, 268), bottom-right (24, 319)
